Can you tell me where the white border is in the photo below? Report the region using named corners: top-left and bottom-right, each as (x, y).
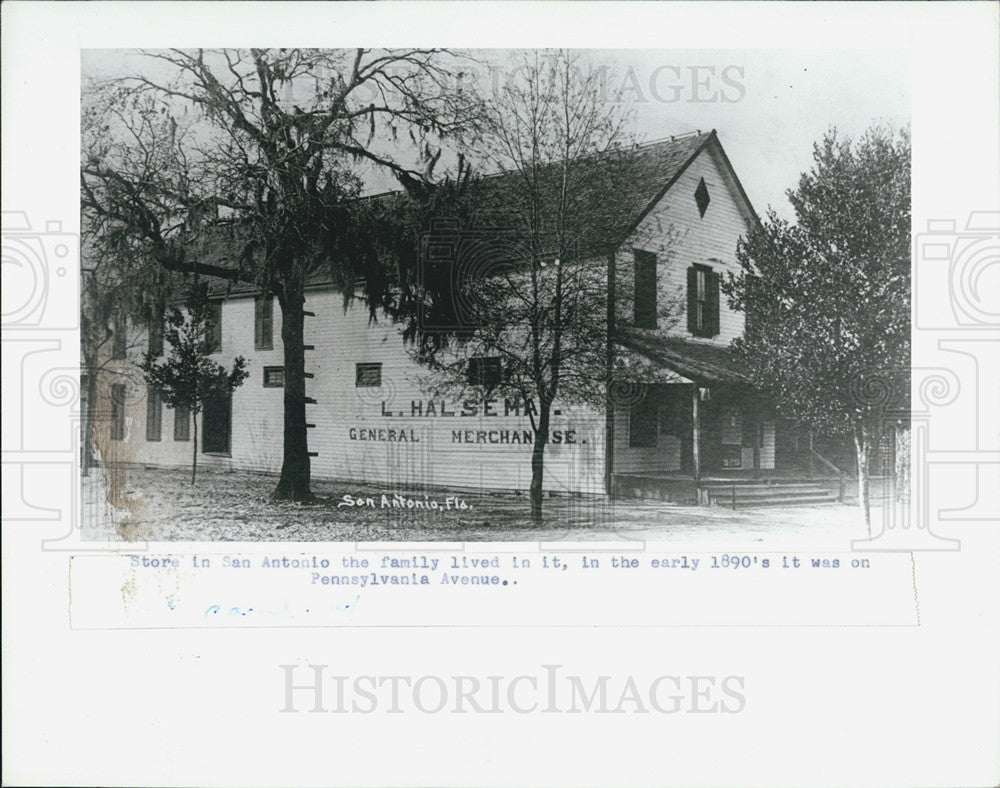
top-left (3, 3), bottom-right (999, 787)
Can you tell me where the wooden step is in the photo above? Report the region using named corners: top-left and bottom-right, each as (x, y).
top-left (718, 494), bottom-right (840, 509)
top-left (705, 485), bottom-right (834, 499)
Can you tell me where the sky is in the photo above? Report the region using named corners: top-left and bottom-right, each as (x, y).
top-left (81, 48), bottom-right (910, 221)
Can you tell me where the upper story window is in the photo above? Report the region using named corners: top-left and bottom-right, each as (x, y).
top-left (694, 177), bottom-right (711, 218)
top-left (255, 296), bottom-right (274, 351)
top-left (112, 314), bottom-right (127, 359)
top-left (110, 383), bottom-right (126, 441)
top-left (146, 386), bottom-right (162, 442)
top-left (633, 250), bottom-right (657, 330)
top-left (467, 356), bottom-right (501, 388)
top-left (206, 301), bottom-right (222, 353)
top-left (687, 264), bottom-right (720, 338)
top-left (147, 313), bottom-right (164, 358)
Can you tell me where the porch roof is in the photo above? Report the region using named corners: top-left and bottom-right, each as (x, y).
top-left (617, 329), bottom-right (751, 385)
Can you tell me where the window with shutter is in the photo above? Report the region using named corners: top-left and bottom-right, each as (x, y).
top-left (148, 314), bottom-right (164, 357)
top-left (146, 386), bottom-right (162, 442)
top-left (468, 356), bottom-right (502, 388)
top-left (629, 390), bottom-right (657, 448)
top-left (687, 264), bottom-right (720, 338)
top-left (633, 250), bottom-right (657, 329)
top-left (207, 301), bottom-right (222, 353)
top-left (355, 362), bottom-right (382, 388)
top-left (255, 296), bottom-right (274, 350)
top-left (706, 269), bottom-right (720, 336)
top-left (112, 315), bottom-right (127, 359)
top-left (202, 391), bottom-right (232, 454)
top-left (174, 405), bottom-right (190, 441)
top-left (263, 366), bottom-right (284, 388)
top-left (110, 383), bottom-right (126, 440)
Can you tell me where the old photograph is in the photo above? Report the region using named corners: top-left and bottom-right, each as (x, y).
top-left (79, 47), bottom-right (911, 542)
top-left (5, 3), bottom-right (999, 788)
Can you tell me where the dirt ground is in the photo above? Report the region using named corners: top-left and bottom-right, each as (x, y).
top-left (81, 465), bottom-right (879, 547)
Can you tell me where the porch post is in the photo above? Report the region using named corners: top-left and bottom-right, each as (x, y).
top-left (752, 395), bottom-right (761, 481)
top-left (692, 384), bottom-right (701, 485)
top-left (604, 252), bottom-right (616, 498)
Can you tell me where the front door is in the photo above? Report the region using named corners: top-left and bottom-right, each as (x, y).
top-left (202, 392), bottom-right (231, 454)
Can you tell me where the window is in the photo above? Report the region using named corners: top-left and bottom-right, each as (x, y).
top-left (687, 264), bottom-right (720, 337)
top-left (207, 301), bottom-right (222, 353)
top-left (110, 383), bottom-right (126, 441)
top-left (174, 404), bottom-right (190, 442)
top-left (633, 250), bottom-right (657, 329)
top-left (147, 313), bottom-right (163, 357)
top-left (254, 296), bottom-right (274, 350)
top-left (629, 391), bottom-right (657, 448)
top-left (202, 391), bottom-right (231, 454)
top-left (146, 386), bottom-right (162, 442)
top-left (467, 356), bottom-right (501, 388)
top-left (263, 366), bottom-right (284, 388)
top-left (355, 362), bottom-right (382, 388)
top-left (694, 177), bottom-right (711, 218)
top-left (112, 315), bottom-right (127, 359)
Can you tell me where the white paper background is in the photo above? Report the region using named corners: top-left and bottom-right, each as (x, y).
top-left (3, 2), bottom-right (999, 786)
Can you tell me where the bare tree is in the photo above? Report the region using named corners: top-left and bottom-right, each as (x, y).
top-left (408, 50), bottom-right (681, 521)
top-left (82, 48), bottom-right (477, 500)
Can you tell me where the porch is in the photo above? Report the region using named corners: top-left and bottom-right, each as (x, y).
top-left (607, 332), bottom-right (851, 506)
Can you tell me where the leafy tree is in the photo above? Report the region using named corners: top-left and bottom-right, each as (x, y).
top-left (141, 283), bottom-right (249, 484)
top-left (82, 48), bottom-right (477, 500)
top-left (725, 124), bottom-right (911, 531)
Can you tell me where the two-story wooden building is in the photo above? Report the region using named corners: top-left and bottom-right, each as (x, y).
top-left (93, 131), bottom-right (844, 505)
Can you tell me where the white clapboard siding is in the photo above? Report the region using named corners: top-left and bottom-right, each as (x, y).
top-left (114, 292), bottom-right (607, 494)
top-left (618, 142), bottom-right (753, 345)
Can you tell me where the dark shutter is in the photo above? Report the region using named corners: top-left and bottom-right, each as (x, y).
top-left (686, 267), bottom-right (698, 334)
top-left (110, 383), bottom-right (126, 440)
top-left (202, 392), bottom-right (231, 454)
top-left (148, 314), bottom-right (163, 357)
top-left (255, 297), bottom-right (273, 350)
top-left (633, 251), bottom-right (657, 329)
top-left (174, 405), bottom-right (190, 441)
top-left (707, 269), bottom-right (720, 337)
top-left (146, 387), bottom-right (162, 442)
top-left (208, 302), bottom-right (222, 353)
top-left (628, 389), bottom-right (658, 448)
top-left (112, 315), bottom-right (127, 359)
top-left (467, 357), bottom-right (501, 388)
top-left (254, 299), bottom-right (262, 349)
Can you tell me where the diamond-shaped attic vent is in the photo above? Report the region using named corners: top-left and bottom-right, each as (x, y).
top-left (694, 177), bottom-right (710, 218)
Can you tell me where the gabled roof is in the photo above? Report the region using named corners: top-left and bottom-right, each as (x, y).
top-left (463, 130), bottom-right (718, 258)
top-left (184, 129), bottom-right (755, 296)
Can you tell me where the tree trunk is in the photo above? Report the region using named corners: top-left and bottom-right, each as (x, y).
top-left (854, 428), bottom-right (871, 537)
top-left (82, 365), bottom-right (98, 477)
top-left (273, 286), bottom-right (312, 501)
top-left (529, 405), bottom-right (551, 523)
top-left (192, 411), bottom-right (198, 485)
